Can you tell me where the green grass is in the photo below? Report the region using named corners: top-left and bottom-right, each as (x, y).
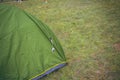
top-left (2, 0), bottom-right (120, 80)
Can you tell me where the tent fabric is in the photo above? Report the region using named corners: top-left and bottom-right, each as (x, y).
top-left (32, 63), bottom-right (66, 80)
top-left (0, 4), bottom-right (66, 80)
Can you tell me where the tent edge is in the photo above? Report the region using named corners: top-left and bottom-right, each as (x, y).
top-left (30, 62), bottom-right (67, 80)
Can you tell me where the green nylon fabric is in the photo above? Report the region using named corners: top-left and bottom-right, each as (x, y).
top-left (0, 4), bottom-right (66, 80)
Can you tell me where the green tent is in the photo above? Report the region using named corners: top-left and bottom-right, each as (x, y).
top-left (0, 4), bottom-right (66, 80)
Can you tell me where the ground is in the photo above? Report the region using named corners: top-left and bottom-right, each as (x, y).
top-left (1, 0), bottom-right (120, 80)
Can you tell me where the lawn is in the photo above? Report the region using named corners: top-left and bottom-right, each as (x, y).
top-left (2, 0), bottom-right (120, 80)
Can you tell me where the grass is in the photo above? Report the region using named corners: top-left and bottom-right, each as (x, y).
top-left (2, 0), bottom-right (120, 80)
